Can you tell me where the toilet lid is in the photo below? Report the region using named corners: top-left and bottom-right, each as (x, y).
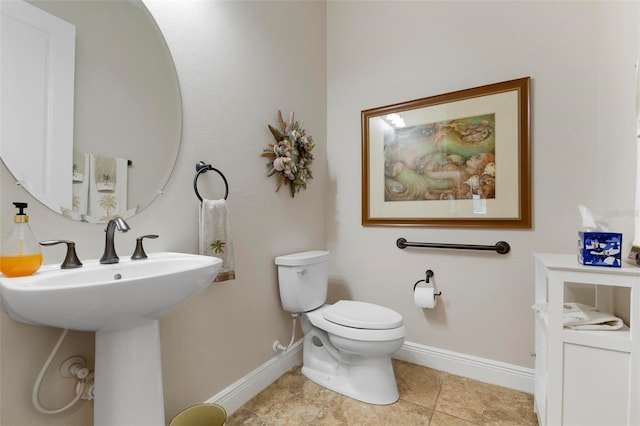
top-left (323, 300), bottom-right (403, 330)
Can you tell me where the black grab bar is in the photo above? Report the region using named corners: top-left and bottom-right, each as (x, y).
top-left (396, 238), bottom-right (510, 254)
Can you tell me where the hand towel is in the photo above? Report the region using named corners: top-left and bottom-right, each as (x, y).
top-left (95, 155), bottom-right (116, 191)
top-left (73, 151), bottom-right (87, 182)
top-left (199, 199), bottom-right (236, 282)
top-left (68, 152), bottom-right (89, 219)
top-left (88, 154), bottom-right (130, 221)
top-left (532, 302), bottom-right (625, 330)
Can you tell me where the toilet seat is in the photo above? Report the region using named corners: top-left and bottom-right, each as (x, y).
top-left (306, 303), bottom-right (406, 342)
top-left (323, 300), bottom-right (403, 330)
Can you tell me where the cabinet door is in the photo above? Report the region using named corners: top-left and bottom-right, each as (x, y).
top-left (534, 315), bottom-right (548, 424)
top-left (562, 343), bottom-right (630, 426)
top-left (1, 0), bottom-right (75, 212)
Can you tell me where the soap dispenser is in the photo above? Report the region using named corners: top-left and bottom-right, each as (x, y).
top-left (0, 202), bottom-right (42, 277)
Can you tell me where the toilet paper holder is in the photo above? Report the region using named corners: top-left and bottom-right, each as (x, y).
top-left (413, 269), bottom-right (442, 296)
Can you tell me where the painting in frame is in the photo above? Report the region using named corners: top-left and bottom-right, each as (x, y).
top-left (361, 77), bottom-right (531, 228)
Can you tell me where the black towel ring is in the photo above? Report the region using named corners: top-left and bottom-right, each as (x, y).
top-left (194, 161), bottom-right (229, 202)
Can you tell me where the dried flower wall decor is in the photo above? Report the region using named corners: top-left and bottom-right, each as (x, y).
top-left (261, 110), bottom-right (315, 197)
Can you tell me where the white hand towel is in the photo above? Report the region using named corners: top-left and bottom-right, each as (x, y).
top-left (88, 154), bottom-right (130, 221)
top-left (63, 152), bottom-right (90, 220)
top-left (73, 151), bottom-right (87, 182)
top-left (94, 156), bottom-right (117, 191)
top-left (532, 302), bottom-right (624, 330)
top-left (199, 199), bottom-right (236, 282)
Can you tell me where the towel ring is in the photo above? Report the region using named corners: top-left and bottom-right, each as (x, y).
top-left (194, 161), bottom-right (229, 202)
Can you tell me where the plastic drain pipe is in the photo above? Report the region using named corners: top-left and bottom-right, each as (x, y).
top-left (32, 329), bottom-right (88, 414)
top-left (273, 313), bottom-right (299, 352)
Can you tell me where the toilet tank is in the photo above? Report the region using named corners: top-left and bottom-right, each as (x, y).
top-left (275, 250), bottom-right (329, 313)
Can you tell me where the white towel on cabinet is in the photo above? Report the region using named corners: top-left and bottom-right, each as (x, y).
top-left (532, 302), bottom-right (625, 330)
top-left (199, 199), bottom-right (235, 282)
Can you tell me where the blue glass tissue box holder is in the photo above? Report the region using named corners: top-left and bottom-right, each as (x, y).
top-left (578, 232), bottom-right (622, 267)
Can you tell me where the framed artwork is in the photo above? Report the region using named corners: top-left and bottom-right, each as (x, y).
top-left (361, 77), bottom-right (531, 228)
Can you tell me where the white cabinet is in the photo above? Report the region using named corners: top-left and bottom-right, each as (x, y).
top-left (534, 254), bottom-right (640, 426)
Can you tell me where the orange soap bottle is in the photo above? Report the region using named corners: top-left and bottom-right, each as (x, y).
top-left (0, 202), bottom-right (42, 277)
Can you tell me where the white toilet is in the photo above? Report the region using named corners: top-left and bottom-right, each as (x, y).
top-left (275, 250), bottom-right (406, 405)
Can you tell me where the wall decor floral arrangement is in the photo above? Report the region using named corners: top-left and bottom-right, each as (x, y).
top-left (261, 110), bottom-right (314, 197)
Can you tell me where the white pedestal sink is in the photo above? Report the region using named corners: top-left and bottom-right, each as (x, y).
top-left (0, 252), bottom-right (222, 426)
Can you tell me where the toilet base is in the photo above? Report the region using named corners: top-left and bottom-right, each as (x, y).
top-left (299, 313), bottom-right (403, 405)
top-left (301, 354), bottom-right (400, 405)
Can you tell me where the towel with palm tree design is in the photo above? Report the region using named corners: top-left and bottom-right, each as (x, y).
top-left (199, 199), bottom-right (235, 282)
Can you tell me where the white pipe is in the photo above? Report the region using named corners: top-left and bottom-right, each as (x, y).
top-left (274, 313), bottom-right (298, 352)
top-left (32, 329), bottom-right (86, 414)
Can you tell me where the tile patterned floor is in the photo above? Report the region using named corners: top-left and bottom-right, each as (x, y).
top-left (226, 359), bottom-right (539, 425)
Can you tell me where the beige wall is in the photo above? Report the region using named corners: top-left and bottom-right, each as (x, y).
top-left (0, 0), bottom-right (327, 424)
top-left (326, 0), bottom-right (638, 368)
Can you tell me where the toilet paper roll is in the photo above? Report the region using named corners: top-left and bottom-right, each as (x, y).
top-left (414, 287), bottom-right (437, 309)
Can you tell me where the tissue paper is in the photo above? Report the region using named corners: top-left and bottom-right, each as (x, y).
top-left (414, 287), bottom-right (437, 309)
top-left (578, 205), bottom-right (609, 232)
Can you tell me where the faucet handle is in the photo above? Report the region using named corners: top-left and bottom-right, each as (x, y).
top-left (131, 234), bottom-right (159, 260)
top-left (39, 240), bottom-right (83, 269)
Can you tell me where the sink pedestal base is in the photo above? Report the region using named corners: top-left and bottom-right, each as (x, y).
top-left (95, 320), bottom-right (165, 426)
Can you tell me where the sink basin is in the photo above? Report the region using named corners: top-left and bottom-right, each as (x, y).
top-left (0, 251), bottom-right (222, 426)
top-left (0, 251), bottom-right (221, 331)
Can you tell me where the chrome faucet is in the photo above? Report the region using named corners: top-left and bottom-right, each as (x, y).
top-left (99, 217), bottom-right (130, 264)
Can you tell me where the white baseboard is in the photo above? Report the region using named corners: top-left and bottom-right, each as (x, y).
top-left (394, 341), bottom-right (535, 393)
top-left (205, 339), bottom-right (534, 415)
top-left (205, 339), bottom-right (303, 415)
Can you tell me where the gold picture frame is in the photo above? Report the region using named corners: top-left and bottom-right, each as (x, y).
top-left (361, 77), bottom-right (531, 228)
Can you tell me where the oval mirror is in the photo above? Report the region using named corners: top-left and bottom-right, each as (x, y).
top-left (0, 0), bottom-right (181, 223)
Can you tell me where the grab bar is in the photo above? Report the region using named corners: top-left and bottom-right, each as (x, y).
top-left (194, 161), bottom-right (229, 202)
top-left (396, 238), bottom-right (510, 254)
